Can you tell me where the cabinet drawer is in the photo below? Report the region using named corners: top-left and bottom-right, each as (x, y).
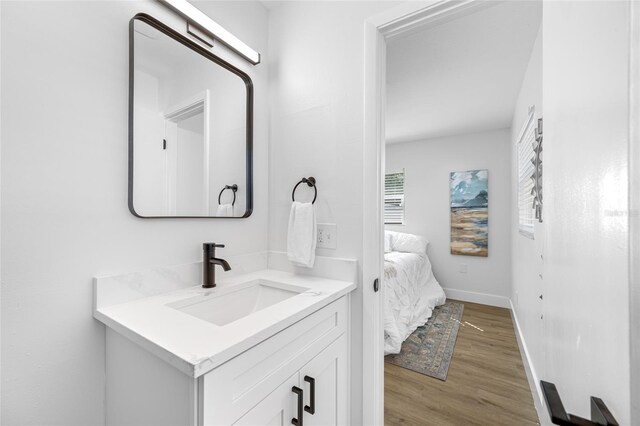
top-left (200, 296), bottom-right (348, 425)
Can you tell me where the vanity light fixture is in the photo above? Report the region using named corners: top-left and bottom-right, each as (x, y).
top-left (158, 0), bottom-right (261, 65)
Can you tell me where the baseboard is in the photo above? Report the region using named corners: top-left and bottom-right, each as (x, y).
top-left (443, 288), bottom-right (510, 308)
top-left (509, 300), bottom-right (549, 426)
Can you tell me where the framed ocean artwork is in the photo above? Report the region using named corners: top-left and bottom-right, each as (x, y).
top-left (450, 170), bottom-right (488, 257)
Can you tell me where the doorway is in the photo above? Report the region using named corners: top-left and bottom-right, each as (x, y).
top-left (162, 90), bottom-right (210, 215)
top-left (363, 1), bottom-right (639, 425)
top-left (362, 1), bottom-right (543, 425)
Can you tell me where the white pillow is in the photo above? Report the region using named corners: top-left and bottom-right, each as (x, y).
top-left (388, 231), bottom-right (429, 254)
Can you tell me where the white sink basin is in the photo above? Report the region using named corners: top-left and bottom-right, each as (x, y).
top-left (167, 280), bottom-right (309, 326)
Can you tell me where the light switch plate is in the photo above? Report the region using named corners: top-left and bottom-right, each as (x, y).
top-left (317, 223), bottom-right (337, 249)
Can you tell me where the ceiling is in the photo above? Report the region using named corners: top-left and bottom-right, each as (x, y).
top-left (385, 1), bottom-right (541, 144)
top-left (134, 20), bottom-right (199, 78)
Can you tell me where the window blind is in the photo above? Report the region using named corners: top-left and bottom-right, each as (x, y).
top-left (384, 171), bottom-right (405, 225)
top-left (518, 108), bottom-right (536, 238)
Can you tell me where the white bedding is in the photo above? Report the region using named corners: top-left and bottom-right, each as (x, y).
top-left (384, 251), bottom-right (446, 355)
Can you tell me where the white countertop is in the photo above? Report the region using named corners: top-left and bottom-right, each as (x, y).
top-left (94, 269), bottom-right (355, 378)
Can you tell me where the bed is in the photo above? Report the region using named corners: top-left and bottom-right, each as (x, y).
top-left (384, 231), bottom-right (446, 355)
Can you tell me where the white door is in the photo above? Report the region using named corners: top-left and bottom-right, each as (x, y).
top-left (299, 335), bottom-right (348, 426)
top-left (233, 372), bottom-right (300, 426)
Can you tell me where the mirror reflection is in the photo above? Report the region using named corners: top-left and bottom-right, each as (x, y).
top-left (129, 16), bottom-right (252, 218)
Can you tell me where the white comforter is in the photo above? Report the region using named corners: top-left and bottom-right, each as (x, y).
top-left (384, 251), bottom-right (446, 355)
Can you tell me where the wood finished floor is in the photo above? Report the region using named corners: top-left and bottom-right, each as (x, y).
top-left (384, 301), bottom-right (539, 426)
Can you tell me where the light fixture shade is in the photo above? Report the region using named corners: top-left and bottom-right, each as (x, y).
top-left (159, 0), bottom-right (261, 65)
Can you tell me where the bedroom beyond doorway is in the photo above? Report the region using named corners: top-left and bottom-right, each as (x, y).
top-left (381, 1), bottom-right (542, 424)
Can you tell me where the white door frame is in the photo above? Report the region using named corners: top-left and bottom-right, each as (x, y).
top-left (361, 1), bottom-right (505, 424)
top-left (629, 1), bottom-right (640, 423)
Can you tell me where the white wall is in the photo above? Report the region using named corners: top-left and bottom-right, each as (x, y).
top-left (385, 129), bottom-right (512, 304)
top-left (266, 2), bottom-right (398, 423)
top-left (0, 1), bottom-right (269, 424)
top-left (509, 24), bottom-right (545, 406)
top-left (543, 1), bottom-right (631, 424)
top-left (133, 69), bottom-right (165, 214)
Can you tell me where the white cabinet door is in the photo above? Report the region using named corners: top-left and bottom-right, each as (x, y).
top-left (201, 298), bottom-right (348, 426)
top-left (233, 372), bottom-right (301, 426)
top-left (300, 335), bottom-right (348, 426)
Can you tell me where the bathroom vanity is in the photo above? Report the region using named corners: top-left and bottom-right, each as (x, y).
top-left (119, 11), bottom-right (353, 422)
top-left (94, 262), bottom-right (355, 426)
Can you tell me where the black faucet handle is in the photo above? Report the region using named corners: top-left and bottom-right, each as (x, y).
top-left (203, 242), bottom-right (225, 249)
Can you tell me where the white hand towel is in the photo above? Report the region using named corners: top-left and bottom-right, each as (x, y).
top-left (216, 203), bottom-right (234, 217)
top-left (287, 201), bottom-right (317, 268)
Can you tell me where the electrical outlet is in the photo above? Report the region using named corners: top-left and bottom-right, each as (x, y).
top-left (460, 263), bottom-right (468, 274)
top-left (317, 223), bottom-right (337, 249)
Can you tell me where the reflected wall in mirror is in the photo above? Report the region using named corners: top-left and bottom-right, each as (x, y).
top-left (129, 14), bottom-right (253, 218)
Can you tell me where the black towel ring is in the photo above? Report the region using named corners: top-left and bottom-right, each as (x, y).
top-left (218, 184), bottom-right (238, 206)
top-left (292, 177), bottom-right (317, 204)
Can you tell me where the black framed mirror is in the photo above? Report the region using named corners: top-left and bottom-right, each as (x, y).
top-left (129, 14), bottom-right (253, 218)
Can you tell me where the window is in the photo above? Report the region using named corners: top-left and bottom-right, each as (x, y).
top-left (517, 107), bottom-right (536, 238)
top-left (384, 170), bottom-right (405, 224)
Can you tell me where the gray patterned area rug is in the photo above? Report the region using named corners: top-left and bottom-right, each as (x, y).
top-left (385, 301), bottom-right (464, 381)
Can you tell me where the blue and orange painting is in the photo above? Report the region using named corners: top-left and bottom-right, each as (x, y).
top-left (450, 170), bottom-right (488, 257)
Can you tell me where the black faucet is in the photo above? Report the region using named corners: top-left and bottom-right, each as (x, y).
top-left (202, 243), bottom-right (231, 288)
